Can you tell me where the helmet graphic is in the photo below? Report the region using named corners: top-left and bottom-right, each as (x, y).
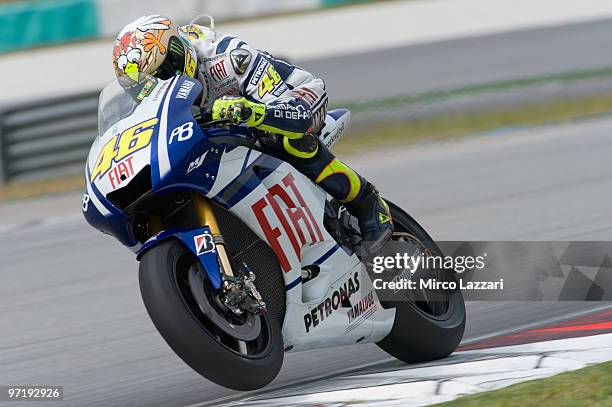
top-left (112, 15), bottom-right (198, 80)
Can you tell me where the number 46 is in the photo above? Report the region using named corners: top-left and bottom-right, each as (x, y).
top-left (257, 65), bottom-right (281, 98)
top-left (91, 118), bottom-right (158, 180)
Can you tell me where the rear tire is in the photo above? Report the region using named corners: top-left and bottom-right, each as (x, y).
top-left (139, 239), bottom-right (284, 391)
top-left (376, 202), bottom-right (466, 362)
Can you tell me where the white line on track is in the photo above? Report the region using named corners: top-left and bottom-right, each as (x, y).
top-left (219, 333), bottom-right (612, 406)
top-left (185, 303), bottom-right (612, 407)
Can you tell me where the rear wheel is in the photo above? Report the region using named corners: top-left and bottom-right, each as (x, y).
top-left (376, 202), bottom-right (466, 362)
top-left (139, 240), bottom-right (284, 390)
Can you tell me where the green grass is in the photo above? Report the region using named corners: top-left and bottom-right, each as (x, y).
top-left (433, 360), bottom-right (612, 407)
top-left (0, 175), bottom-right (84, 202)
top-left (333, 93), bottom-right (612, 155)
top-left (342, 65), bottom-right (612, 114)
top-left (2, 93), bottom-right (612, 202)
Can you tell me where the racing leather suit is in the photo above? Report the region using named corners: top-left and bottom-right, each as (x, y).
top-left (183, 24), bottom-right (392, 247)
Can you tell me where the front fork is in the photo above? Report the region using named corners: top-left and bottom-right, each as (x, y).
top-left (192, 193), bottom-right (235, 278)
top-left (191, 193), bottom-right (266, 315)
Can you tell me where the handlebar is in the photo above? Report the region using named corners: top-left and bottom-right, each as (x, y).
top-left (195, 112), bottom-right (235, 128)
top-left (199, 118), bottom-right (235, 128)
top-left (194, 111), bottom-right (263, 148)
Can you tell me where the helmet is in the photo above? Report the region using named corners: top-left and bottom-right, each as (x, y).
top-left (112, 15), bottom-right (198, 80)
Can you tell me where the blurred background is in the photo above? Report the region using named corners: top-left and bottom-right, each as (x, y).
top-left (1, 0), bottom-right (612, 186)
top-left (1, 1), bottom-right (612, 406)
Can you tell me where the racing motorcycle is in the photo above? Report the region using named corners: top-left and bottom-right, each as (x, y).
top-left (83, 73), bottom-right (465, 390)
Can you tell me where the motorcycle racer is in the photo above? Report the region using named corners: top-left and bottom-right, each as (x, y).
top-left (112, 15), bottom-right (393, 252)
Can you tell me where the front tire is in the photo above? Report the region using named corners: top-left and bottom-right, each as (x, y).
top-left (376, 202), bottom-right (466, 362)
top-left (139, 239), bottom-right (284, 391)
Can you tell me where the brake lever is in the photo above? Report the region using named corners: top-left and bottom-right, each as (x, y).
top-left (195, 110), bottom-right (262, 147)
top-left (199, 118), bottom-right (235, 128)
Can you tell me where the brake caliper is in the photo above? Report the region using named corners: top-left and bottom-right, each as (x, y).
top-left (222, 264), bottom-right (267, 315)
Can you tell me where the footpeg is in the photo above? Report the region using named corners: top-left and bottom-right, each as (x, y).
top-left (301, 265), bottom-right (320, 283)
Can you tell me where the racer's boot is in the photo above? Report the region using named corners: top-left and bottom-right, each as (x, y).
top-left (345, 182), bottom-right (393, 254)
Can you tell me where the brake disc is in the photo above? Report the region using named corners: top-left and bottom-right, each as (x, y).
top-left (187, 264), bottom-right (261, 341)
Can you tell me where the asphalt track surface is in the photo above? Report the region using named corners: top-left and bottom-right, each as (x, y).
top-left (303, 18), bottom-right (612, 103)
top-left (1, 115), bottom-right (612, 406)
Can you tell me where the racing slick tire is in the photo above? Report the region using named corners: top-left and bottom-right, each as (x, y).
top-left (376, 202), bottom-right (466, 363)
top-left (139, 239), bottom-right (284, 391)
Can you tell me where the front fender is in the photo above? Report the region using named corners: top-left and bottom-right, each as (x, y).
top-left (137, 226), bottom-right (223, 289)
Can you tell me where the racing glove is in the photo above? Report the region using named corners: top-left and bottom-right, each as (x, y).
top-left (212, 96), bottom-right (266, 127)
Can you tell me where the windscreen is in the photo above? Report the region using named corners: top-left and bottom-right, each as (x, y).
top-left (97, 73), bottom-right (159, 136)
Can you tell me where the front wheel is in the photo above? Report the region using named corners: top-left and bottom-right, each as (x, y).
top-left (376, 202), bottom-right (466, 362)
top-left (139, 239), bottom-right (284, 391)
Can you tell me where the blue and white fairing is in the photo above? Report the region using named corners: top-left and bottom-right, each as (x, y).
top-left (84, 74), bottom-right (286, 290)
top-left (83, 74), bottom-right (396, 352)
top-left (85, 75), bottom-right (223, 247)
